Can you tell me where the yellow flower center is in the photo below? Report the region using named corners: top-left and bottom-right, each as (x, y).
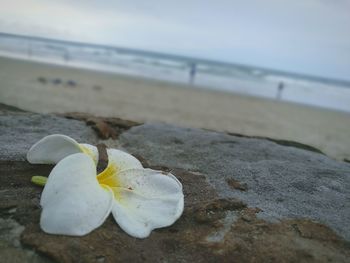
top-left (97, 162), bottom-right (122, 200)
top-left (97, 162), bottom-right (119, 187)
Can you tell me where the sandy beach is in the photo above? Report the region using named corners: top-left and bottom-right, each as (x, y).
top-left (0, 56), bottom-right (349, 160)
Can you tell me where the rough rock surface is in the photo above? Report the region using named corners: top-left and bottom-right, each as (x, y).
top-left (120, 123), bottom-right (350, 241)
top-left (0, 110), bottom-right (98, 162)
top-left (0, 104), bottom-right (349, 263)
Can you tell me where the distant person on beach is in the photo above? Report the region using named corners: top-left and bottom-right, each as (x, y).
top-left (63, 50), bottom-right (70, 62)
top-left (189, 62), bottom-right (197, 85)
top-left (276, 81), bottom-right (285, 100)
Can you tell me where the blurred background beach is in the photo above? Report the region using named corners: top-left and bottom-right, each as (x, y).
top-left (0, 0), bottom-right (349, 160)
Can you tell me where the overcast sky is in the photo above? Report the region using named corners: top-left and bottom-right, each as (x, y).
top-left (0, 0), bottom-right (349, 80)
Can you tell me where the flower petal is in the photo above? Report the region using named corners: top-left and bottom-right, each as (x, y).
top-left (80, 143), bottom-right (98, 163)
top-left (97, 149), bottom-right (142, 183)
top-left (110, 169), bottom-right (184, 238)
top-left (40, 153), bottom-right (114, 236)
top-left (107, 149), bottom-right (143, 171)
top-left (27, 134), bottom-right (97, 164)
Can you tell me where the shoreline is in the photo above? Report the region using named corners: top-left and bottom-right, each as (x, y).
top-left (0, 56), bottom-right (349, 160)
top-left (1, 54), bottom-right (350, 114)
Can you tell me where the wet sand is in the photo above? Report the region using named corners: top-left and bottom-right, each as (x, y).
top-left (0, 56), bottom-right (349, 160)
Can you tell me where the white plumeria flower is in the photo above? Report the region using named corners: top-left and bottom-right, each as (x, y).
top-left (27, 134), bottom-right (184, 238)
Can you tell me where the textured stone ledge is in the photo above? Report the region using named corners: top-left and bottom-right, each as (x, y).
top-left (1, 104), bottom-right (349, 262)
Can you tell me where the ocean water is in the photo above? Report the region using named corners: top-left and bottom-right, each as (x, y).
top-left (1, 32), bottom-right (350, 113)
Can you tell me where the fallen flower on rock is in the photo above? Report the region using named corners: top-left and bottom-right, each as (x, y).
top-left (27, 134), bottom-right (184, 238)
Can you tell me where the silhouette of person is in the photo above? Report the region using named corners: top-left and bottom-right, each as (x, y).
top-left (277, 81), bottom-right (285, 100)
top-left (189, 62), bottom-right (197, 85)
top-left (63, 50), bottom-right (70, 62)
